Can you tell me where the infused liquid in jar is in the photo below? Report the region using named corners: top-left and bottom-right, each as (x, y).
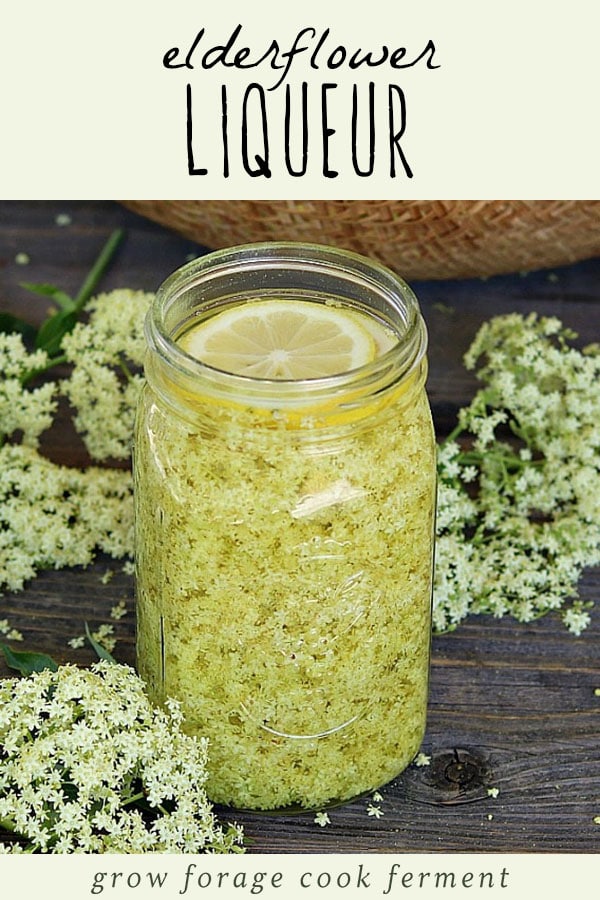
top-left (134, 243), bottom-right (436, 811)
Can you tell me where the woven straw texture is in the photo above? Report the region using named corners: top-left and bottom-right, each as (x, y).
top-left (121, 200), bottom-right (600, 280)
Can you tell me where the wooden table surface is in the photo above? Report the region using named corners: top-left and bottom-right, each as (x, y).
top-left (0, 200), bottom-right (598, 854)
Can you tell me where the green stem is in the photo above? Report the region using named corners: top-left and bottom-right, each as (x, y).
top-left (121, 791), bottom-right (146, 807)
top-left (457, 449), bottom-right (544, 472)
top-left (73, 228), bottom-right (125, 313)
top-left (117, 357), bottom-right (134, 383)
top-left (440, 422), bottom-right (465, 447)
top-left (17, 229), bottom-right (125, 388)
top-left (21, 354), bottom-right (68, 387)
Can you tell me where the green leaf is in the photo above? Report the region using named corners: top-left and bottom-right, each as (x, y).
top-left (20, 282), bottom-right (75, 312)
top-left (85, 622), bottom-right (117, 664)
top-left (0, 312), bottom-right (37, 342)
top-left (0, 643), bottom-right (59, 676)
top-left (7, 229), bottom-right (125, 365)
top-left (35, 308), bottom-right (78, 355)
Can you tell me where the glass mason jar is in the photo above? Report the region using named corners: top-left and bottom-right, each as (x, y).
top-left (134, 242), bottom-right (436, 812)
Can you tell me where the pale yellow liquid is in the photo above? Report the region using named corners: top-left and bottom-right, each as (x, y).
top-left (135, 301), bottom-right (435, 810)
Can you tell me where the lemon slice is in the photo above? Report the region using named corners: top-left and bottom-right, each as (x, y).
top-left (180, 299), bottom-right (379, 379)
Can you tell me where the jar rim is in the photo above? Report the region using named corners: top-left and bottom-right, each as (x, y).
top-left (146, 241), bottom-right (427, 408)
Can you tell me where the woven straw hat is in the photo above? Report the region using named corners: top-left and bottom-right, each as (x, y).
top-left (121, 200), bottom-right (600, 280)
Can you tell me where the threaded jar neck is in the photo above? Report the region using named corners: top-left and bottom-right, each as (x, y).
top-left (144, 242), bottom-right (428, 423)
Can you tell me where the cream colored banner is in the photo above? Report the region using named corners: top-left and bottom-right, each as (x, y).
top-left (0, 853), bottom-right (598, 898)
top-left (2, 0), bottom-right (600, 198)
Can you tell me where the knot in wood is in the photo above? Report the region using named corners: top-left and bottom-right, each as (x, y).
top-left (444, 757), bottom-right (479, 786)
top-left (409, 747), bottom-right (493, 805)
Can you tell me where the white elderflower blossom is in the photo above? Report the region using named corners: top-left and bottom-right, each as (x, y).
top-left (0, 444), bottom-right (133, 593)
top-left (89, 622), bottom-right (117, 653)
top-left (110, 600), bottom-right (128, 620)
top-left (314, 811), bottom-right (331, 827)
top-left (366, 804), bottom-right (383, 819)
top-left (0, 662), bottom-right (243, 853)
top-left (61, 290), bottom-right (153, 460)
top-left (67, 636), bottom-right (85, 650)
top-left (413, 752), bottom-right (432, 767)
top-left (0, 619), bottom-right (23, 642)
top-left (434, 313), bottom-right (600, 634)
top-left (562, 602), bottom-right (592, 636)
top-left (0, 333), bottom-right (57, 446)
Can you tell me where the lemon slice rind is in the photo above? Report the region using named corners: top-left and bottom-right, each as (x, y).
top-left (180, 299), bottom-right (378, 380)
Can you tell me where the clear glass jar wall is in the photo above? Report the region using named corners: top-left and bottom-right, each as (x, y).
top-left (134, 243), bottom-right (436, 811)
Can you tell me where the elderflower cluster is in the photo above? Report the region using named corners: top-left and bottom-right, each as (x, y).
top-left (0, 290), bottom-right (151, 595)
top-left (0, 334), bottom-right (56, 447)
top-left (0, 661), bottom-right (243, 853)
top-left (61, 290), bottom-right (152, 460)
top-left (434, 313), bottom-right (600, 635)
top-left (0, 444), bottom-right (133, 593)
